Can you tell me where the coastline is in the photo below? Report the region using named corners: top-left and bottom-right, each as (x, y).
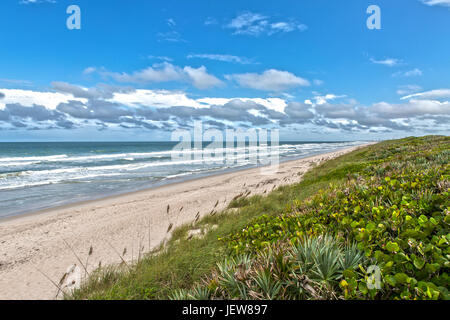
top-left (0, 143), bottom-right (369, 223)
top-left (0, 144), bottom-right (370, 300)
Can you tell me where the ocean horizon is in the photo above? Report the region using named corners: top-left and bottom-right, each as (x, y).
top-left (0, 141), bottom-right (366, 218)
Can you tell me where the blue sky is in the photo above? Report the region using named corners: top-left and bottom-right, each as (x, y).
top-left (0, 0), bottom-right (449, 141)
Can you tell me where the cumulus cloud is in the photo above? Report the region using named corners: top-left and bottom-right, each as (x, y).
top-left (6, 103), bottom-right (64, 122)
top-left (183, 66), bottom-right (224, 89)
top-left (106, 62), bottom-right (184, 83)
top-left (0, 92), bottom-right (4, 99)
top-left (309, 94), bottom-right (347, 105)
top-left (370, 100), bottom-right (450, 119)
top-left (226, 69), bottom-right (310, 92)
top-left (0, 88), bottom-right (85, 110)
top-left (1, 84), bottom-right (448, 134)
top-left (280, 102), bottom-right (314, 125)
top-left (0, 103), bottom-right (71, 129)
top-left (225, 12), bottom-right (307, 36)
top-left (52, 81), bottom-right (117, 100)
top-left (102, 62), bottom-right (222, 89)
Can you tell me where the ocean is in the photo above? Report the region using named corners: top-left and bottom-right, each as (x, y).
top-left (0, 141), bottom-right (365, 218)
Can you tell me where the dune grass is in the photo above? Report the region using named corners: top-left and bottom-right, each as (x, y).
top-left (70, 135), bottom-right (449, 300)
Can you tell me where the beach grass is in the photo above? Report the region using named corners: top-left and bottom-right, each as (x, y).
top-left (70, 135), bottom-right (449, 300)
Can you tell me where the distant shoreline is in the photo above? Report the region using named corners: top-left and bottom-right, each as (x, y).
top-left (0, 143), bottom-right (370, 222)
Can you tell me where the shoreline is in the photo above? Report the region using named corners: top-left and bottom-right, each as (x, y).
top-left (0, 144), bottom-right (371, 300)
top-left (0, 144), bottom-right (367, 223)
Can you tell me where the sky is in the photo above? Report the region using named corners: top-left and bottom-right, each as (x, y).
top-left (0, 0), bottom-right (449, 141)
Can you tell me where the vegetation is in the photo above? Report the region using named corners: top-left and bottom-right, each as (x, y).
top-left (71, 135), bottom-right (449, 300)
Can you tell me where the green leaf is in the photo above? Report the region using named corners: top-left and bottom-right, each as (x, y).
top-left (358, 282), bottom-right (369, 295)
top-left (384, 275), bottom-right (397, 286)
top-left (394, 273), bottom-right (408, 284)
top-left (386, 241), bottom-right (400, 252)
top-left (413, 257), bottom-right (425, 270)
top-left (418, 215), bottom-right (428, 226)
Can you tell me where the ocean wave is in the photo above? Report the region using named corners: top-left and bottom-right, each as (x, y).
top-left (0, 141), bottom-right (362, 167)
top-left (0, 142), bottom-right (364, 191)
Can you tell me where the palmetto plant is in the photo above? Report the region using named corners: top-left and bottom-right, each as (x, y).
top-left (169, 285), bottom-right (212, 300)
top-left (169, 235), bottom-right (369, 300)
top-left (251, 269), bottom-right (282, 300)
top-left (340, 243), bottom-right (366, 271)
top-left (291, 235), bottom-right (367, 294)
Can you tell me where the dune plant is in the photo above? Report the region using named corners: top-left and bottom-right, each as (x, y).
top-left (169, 236), bottom-right (370, 300)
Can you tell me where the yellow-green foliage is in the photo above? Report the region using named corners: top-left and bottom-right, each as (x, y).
top-left (196, 136), bottom-right (450, 300)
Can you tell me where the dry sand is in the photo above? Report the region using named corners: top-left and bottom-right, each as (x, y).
top-left (0, 145), bottom-right (367, 300)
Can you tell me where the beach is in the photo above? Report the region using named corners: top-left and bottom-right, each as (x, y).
top-left (0, 145), bottom-right (366, 300)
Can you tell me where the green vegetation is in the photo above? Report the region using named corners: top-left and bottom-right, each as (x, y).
top-left (71, 136), bottom-right (449, 300)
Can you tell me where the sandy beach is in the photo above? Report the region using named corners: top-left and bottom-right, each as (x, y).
top-left (0, 145), bottom-right (367, 300)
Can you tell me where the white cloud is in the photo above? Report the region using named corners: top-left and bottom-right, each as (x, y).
top-left (392, 68), bottom-right (423, 77)
top-left (370, 57), bottom-right (401, 67)
top-left (110, 90), bottom-right (205, 109)
top-left (225, 12), bottom-right (307, 36)
top-left (197, 97), bottom-right (287, 113)
top-left (0, 78), bottom-right (33, 86)
top-left (204, 17), bottom-right (218, 25)
top-left (103, 62), bottom-right (222, 89)
top-left (396, 85), bottom-right (422, 96)
top-left (166, 18), bottom-right (176, 27)
top-left (1, 85), bottom-right (449, 133)
top-left (270, 22), bottom-right (307, 33)
top-left (20, 0), bottom-right (56, 4)
top-left (226, 69), bottom-right (310, 92)
top-left (183, 66), bottom-right (224, 89)
top-left (187, 54), bottom-right (255, 65)
top-left (83, 67), bottom-right (96, 75)
top-left (107, 62), bottom-right (184, 83)
top-left (0, 88), bottom-right (86, 110)
top-left (157, 31), bottom-right (186, 43)
top-left (312, 94), bottom-right (347, 105)
top-left (147, 55), bottom-right (173, 62)
top-left (313, 79), bottom-right (324, 86)
top-left (400, 88), bottom-right (450, 100)
top-left (0, 86), bottom-right (291, 114)
top-left (421, 0), bottom-right (450, 7)
top-left (371, 99), bottom-right (450, 118)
